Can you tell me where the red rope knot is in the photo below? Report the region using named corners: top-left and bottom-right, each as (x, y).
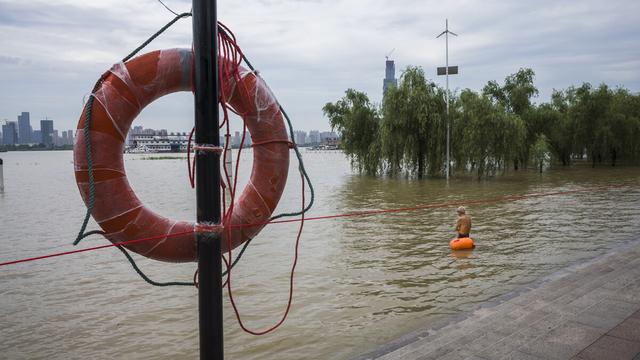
top-left (194, 144), bottom-right (223, 154)
top-left (194, 222), bottom-right (224, 234)
top-left (251, 139), bottom-right (294, 149)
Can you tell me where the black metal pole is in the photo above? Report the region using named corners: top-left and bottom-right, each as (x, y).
top-left (193, 0), bottom-right (223, 359)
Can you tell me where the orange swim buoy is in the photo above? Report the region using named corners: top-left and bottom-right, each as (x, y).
top-left (450, 237), bottom-right (475, 251)
top-left (74, 48), bottom-right (289, 263)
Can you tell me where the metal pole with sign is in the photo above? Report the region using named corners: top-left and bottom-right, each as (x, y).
top-left (436, 19), bottom-right (458, 180)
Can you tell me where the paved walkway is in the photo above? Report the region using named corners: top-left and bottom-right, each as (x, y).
top-left (355, 240), bottom-right (640, 360)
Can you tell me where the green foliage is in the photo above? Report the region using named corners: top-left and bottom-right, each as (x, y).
top-left (452, 90), bottom-right (526, 178)
top-left (530, 134), bottom-right (551, 173)
top-left (380, 66), bottom-right (446, 178)
top-left (323, 89), bottom-right (381, 174)
top-left (483, 68), bottom-right (538, 116)
top-left (324, 67), bottom-right (640, 178)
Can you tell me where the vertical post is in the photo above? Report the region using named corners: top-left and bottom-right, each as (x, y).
top-left (192, 0), bottom-right (223, 359)
top-left (445, 19), bottom-right (450, 181)
top-left (0, 158), bottom-right (4, 193)
top-left (437, 20), bottom-right (457, 180)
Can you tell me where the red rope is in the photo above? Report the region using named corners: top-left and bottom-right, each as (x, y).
top-left (187, 126), bottom-right (195, 188)
top-left (228, 183), bottom-right (632, 229)
top-left (0, 183), bottom-right (634, 268)
top-left (0, 230), bottom-right (194, 267)
top-left (227, 173), bottom-right (306, 335)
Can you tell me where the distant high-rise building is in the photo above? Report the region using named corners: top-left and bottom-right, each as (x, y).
top-left (308, 130), bottom-right (320, 144)
top-left (53, 130), bottom-right (61, 146)
top-left (294, 130), bottom-right (307, 145)
top-left (32, 130), bottom-right (41, 144)
top-left (233, 131), bottom-right (240, 148)
top-left (17, 112), bottom-right (31, 144)
top-left (2, 121), bottom-right (18, 146)
top-left (67, 130), bottom-right (74, 145)
top-left (40, 119), bottom-right (54, 146)
top-left (383, 60), bottom-right (398, 95)
top-left (320, 131), bottom-right (338, 143)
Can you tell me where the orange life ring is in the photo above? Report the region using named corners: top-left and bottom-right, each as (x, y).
top-left (74, 48), bottom-right (290, 263)
top-left (449, 237), bottom-right (475, 251)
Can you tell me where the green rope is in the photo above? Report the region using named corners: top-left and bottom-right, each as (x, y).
top-left (217, 27), bottom-right (316, 274)
top-left (74, 16), bottom-right (314, 284)
top-left (122, 12), bottom-right (192, 63)
top-left (77, 231), bottom-right (194, 286)
top-left (73, 13), bottom-right (195, 287)
top-left (74, 12), bottom-right (193, 247)
top-left (226, 28), bottom-right (315, 220)
top-left (73, 84), bottom-right (100, 246)
top-left (116, 246), bottom-right (194, 287)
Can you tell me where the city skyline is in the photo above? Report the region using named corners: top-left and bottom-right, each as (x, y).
top-left (0, 112), bottom-right (74, 147)
top-left (1, 1), bottom-right (639, 133)
top-left (0, 114), bottom-right (335, 136)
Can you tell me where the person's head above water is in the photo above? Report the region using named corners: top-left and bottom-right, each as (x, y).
top-left (456, 206), bottom-right (466, 215)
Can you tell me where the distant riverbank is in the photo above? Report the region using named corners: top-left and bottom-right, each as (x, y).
top-left (0, 144), bottom-right (73, 152)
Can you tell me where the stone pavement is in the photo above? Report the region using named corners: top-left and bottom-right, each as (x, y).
top-left (355, 240), bottom-right (640, 360)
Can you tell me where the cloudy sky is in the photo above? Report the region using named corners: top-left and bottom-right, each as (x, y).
top-left (1, 0), bottom-right (639, 133)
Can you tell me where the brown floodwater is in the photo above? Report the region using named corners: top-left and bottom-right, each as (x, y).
top-left (1, 150), bottom-right (639, 359)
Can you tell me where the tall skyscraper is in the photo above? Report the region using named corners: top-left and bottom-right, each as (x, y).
top-left (383, 60), bottom-right (398, 95)
top-left (294, 130), bottom-right (307, 145)
top-left (32, 130), bottom-right (41, 144)
top-left (53, 130), bottom-right (60, 146)
top-left (67, 130), bottom-right (74, 145)
top-left (40, 119), bottom-right (54, 146)
top-left (2, 121), bottom-right (18, 146)
top-left (18, 112), bottom-right (31, 144)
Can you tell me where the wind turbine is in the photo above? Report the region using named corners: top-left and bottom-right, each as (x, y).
top-left (437, 19), bottom-right (458, 180)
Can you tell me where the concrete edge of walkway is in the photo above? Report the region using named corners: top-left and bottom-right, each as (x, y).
top-left (353, 238), bottom-right (640, 360)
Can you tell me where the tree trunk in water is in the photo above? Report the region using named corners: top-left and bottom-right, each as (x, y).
top-left (513, 159), bottom-right (519, 171)
top-left (612, 149), bottom-right (616, 167)
top-left (417, 150), bottom-right (424, 179)
top-left (539, 162), bottom-right (543, 173)
top-left (592, 152), bottom-right (596, 168)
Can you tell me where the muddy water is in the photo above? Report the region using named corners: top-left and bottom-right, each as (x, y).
top-left (1, 150), bottom-right (639, 359)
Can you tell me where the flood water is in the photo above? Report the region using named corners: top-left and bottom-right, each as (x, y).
top-left (1, 150), bottom-right (639, 359)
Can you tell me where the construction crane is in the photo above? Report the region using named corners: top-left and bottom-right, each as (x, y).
top-left (385, 48), bottom-right (395, 60)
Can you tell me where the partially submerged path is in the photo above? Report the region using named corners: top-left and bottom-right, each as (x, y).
top-left (355, 240), bottom-right (640, 360)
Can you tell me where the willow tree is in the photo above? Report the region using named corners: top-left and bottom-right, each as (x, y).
top-left (323, 89), bottom-right (381, 174)
top-left (566, 83), bottom-right (614, 167)
top-left (483, 68), bottom-right (538, 169)
top-left (380, 66), bottom-right (446, 178)
top-left (530, 134), bottom-right (551, 173)
top-left (453, 89), bottom-right (525, 178)
top-left (545, 90), bottom-right (577, 166)
top-left (605, 88), bottom-right (640, 165)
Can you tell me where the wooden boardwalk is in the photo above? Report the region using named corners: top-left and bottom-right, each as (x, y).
top-left (355, 240), bottom-right (640, 360)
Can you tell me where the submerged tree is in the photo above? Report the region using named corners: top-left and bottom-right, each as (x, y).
top-left (323, 66), bottom-right (640, 178)
top-left (530, 134), bottom-right (551, 173)
top-left (483, 68), bottom-right (539, 169)
top-left (323, 89), bottom-right (381, 175)
top-left (453, 89), bottom-right (525, 178)
top-left (380, 66), bottom-right (446, 178)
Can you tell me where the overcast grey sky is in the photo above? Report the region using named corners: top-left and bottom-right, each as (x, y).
top-left (1, 0), bottom-right (639, 133)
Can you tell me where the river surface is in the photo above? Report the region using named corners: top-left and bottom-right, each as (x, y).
top-left (1, 150), bottom-right (639, 360)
